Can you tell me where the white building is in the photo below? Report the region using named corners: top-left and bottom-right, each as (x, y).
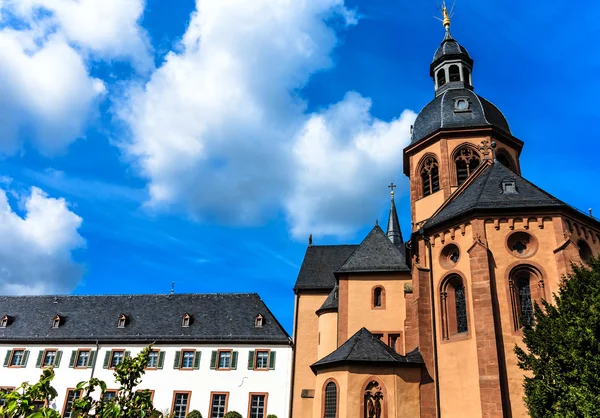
top-left (0, 293), bottom-right (292, 418)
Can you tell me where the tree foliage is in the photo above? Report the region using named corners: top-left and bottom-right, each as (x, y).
top-left (515, 256), bottom-right (600, 417)
top-left (0, 346), bottom-right (154, 418)
top-left (223, 412), bottom-right (242, 418)
top-left (186, 411), bottom-right (202, 418)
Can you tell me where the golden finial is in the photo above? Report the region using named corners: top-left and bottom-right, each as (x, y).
top-left (435, 1), bottom-right (456, 32)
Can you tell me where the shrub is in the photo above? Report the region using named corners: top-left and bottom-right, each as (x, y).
top-left (267, 415), bottom-right (278, 418)
top-left (187, 410), bottom-right (203, 418)
top-left (224, 412), bottom-right (243, 418)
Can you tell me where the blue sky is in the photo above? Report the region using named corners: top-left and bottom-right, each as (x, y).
top-left (1, 0), bottom-right (599, 332)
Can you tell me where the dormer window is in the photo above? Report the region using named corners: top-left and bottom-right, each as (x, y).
top-left (51, 315), bottom-right (61, 329)
top-left (0, 315), bottom-right (8, 328)
top-left (255, 314), bottom-right (264, 328)
top-left (181, 313), bottom-right (191, 327)
top-left (502, 178), bottom-right (518, 194)
top-left (117, 314), bottom-right (127, 328)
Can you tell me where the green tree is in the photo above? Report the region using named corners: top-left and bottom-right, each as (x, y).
top-left (515, 256), bottom-right (600, 417)
top-left (186, 411), bottom-right (202, 418)
top-left (0, 368), bottom-right (60, 418)
top-left (223, 412), bottom-right (242, 418)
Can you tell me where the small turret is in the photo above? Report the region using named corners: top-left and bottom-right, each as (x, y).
top-left (386, 183), bottom-right (403, 246)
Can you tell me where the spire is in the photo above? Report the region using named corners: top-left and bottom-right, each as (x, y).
top-left (386, 183), bottom-right (403, 246)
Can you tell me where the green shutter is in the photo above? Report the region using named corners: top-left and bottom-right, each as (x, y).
top-left (193, 352), bottom-right (201, 370)
top-left (231, 351), bottom-right (238, 370)
top-left (21, 350), bottom-right (29, 367)
top-left (69, 350), bottom-right (78, 368)
top-left (55, 351), bottom-right (63, 367)
top-left (3, 350), bottom-right (11, 367)
top-left (103, 351), bottom-right (111, 369)
top-left (268, 351), bottom-right (276, 370)
top-left (124, 351), bottom-right (131, 359)
top-left (36, 350), bottom-right (44, 368)
top-left (88, 351), bottom-right (96, 368)
top-left (247, 351), bottom-right (255, 370)
top-left (210, 351), bottom-right (217, 369)
top-left (158, 351), bottom-right (165, 369)
top-left (173, 351), bottom-right (181, 369)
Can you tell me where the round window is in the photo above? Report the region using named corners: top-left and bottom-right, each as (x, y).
top-left (440, 244), bottom-right (460, 269)
top-left (507, 231), bottom-right (538, 258)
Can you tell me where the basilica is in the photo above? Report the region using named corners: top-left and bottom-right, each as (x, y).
top-left (290, 11), bottom-right (600, 418)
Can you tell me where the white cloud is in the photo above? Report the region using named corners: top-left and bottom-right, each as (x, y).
top-left (0, 0), bottom-right (150, 156)
top-left (120, 0), bottom-right (415, 238)
top-left (0, 186), bottom-right (85, 295)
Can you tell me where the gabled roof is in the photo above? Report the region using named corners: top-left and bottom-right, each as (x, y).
top-left (425, 161), bottom-right (570, 231)
top-left (337, 226), bottom-right (410, 274)
top-left (0, 293), bottom-right (290, 344)
top-left (316, 286), bottom-right (338, 315)
top-left (294, 245), bottom-right (357, 292)
top-left (311, 328), bottom-right (423, 372)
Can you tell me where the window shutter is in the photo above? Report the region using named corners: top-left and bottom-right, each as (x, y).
top-left (173, 351), bottom-right (181, 369)
top-left (69, 350), bottom-right (77, 368)
top-left (103, 351), bottom-right (111, 369)
top-left (55, 351), bottom-right (63, 367)
top-left (3, 350), bottom-right (11, 367)
top-left (193, 352), bottom-right (201, 370)
top-left (268, 351), bottom-right (276, 370)
top-left (247, 351), bottom-right (255, 370)
top-left (21, 350), bottom-right (29, 367)
top-left (231, 351), bottom-right (238, 370)
top-left (36, 350), bottom-right (44, 368)
top-left (124, 351), bottom-right (131, 359)
top-left (88, 351), bottom-right (96, 368)
top-left (158, 351), bottom-right (165, 369)
top-left (210, 351), bottom-right (217, 370)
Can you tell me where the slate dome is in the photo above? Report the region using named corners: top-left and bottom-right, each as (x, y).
top-left (432, 33), bottom-right (471, 66)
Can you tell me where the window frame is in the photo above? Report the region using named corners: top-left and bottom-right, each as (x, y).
top-left (117, 314), bottom-right (126, 329)
top-left (322, 379), bottom-right (339, 418)
top-left (0, 387), bottom-right (15, 407)
top-left (247, 392), bottom-right (269, 418)
top-left (61, 388), bottom-right (82, 418)
top-left (448, 64), bottom-right (461, 82)
top-left (181, 313), bottom-right (191, 328)
top-left (0, 316), bottom-right (8, 328)
top-left (508, 264), bottom-right (546, 333)
top-left (371, 286), bottom-right (386, 310)
top-left (145, 349), bottom-right (160, 370)
top-left (51, 315), bottom-right (61, 329)
top-left (171, 390), bottom-right (192, 418)
top-left (440, 274), bottom-right (470, 341)
top-left (254, 350), bottom-right (270, 371)
top-left (417, 155), bottom-right (440, 198)
top-left (8, 348), bottom-right (25, 368)
top-left (74, 349), bottom-right (91, 369)
top-left (109, 349), bottom-right (126, 370)
top-left (179, 349), bottom-right (196, 370)
top-left (452, 145), bottom-right (481, 187)
top-left (41, 349), bottom-right (58, 368)
top-left (102, 389), bottom-right (118, 402)
top-left (216, 349), bottom-right (233, 371)
top-left (254, 314), bottom-right (263, 328)
top-left (208, 392), bottom-right (229, 418)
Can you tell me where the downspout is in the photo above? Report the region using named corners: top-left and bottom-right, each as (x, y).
top-left (90, 340), bottom-right (99, 379)
top-left (421, 229), bottom-right (442, 418)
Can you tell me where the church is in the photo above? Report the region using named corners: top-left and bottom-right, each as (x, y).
top-left (289, 9), bottom-right (600, 418)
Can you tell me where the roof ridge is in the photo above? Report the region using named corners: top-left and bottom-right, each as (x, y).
top-left (0, 293), bottom-right (261, 299)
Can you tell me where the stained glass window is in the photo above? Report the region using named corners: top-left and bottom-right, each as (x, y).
top-left (324, 382), bottom-right (337, 418)
top-left (455, 284), bottom-right (468, 333)
top-left (518, 279), bottom-right (534, 327)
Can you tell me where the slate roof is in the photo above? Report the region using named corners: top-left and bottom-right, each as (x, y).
top-left (0, 293), bottom-right (290, 344)
top-left (432, 31), bottom-right (472, 66)
top-left (411, 87), bottom-right (511, 145)
top-left (316, 286), bottom-right (338, 315)
top-left (338, 226), bottom-right (410, 274)
top-left (294, 245), bottom-right (357, 292)
top-left (425, 161), bottom-right (569, 230)
top-left (386, 196), bottom-right (403, 246)
top-left (311, 328), bottom-right (423, 372)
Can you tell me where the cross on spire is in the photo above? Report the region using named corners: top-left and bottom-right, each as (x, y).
top-left (388, 183), bottom-right (397, 198)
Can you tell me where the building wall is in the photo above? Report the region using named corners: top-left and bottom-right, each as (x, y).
top-left (0, 343), bottom-right (292, 417)
top-left (317, 312), bottom-right (337, 360)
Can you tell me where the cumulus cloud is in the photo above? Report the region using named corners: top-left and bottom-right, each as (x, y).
top-left (0, 186), bottom-right (85, 295)
top-left (0, 0), bottom-right (150, 156)
top-left (120, 0), bottom-right (415, 238)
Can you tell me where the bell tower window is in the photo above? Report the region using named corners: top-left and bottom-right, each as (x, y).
top-left (449, 65), bottom-right (460, 82)
top-left (437, 69), bottom-right (446, 87)
top-left (420, 157), bottom-right (440, 197)
top-left (455, 147), bottom-right (480, 186)
top-left (463, 67), bottom-right (471, 84)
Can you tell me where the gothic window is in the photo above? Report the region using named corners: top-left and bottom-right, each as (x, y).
top-left (496, 151), bottom-right (515, 171)
top-left (440, 275), bottom-right (468, 339)
top-left (420, 157), bottom-right (440, 197)
top-left (324, 381), bottom-right (337, 418)
top-left (578, 239), bottom-right (593, 263)
top-left (509, 266), bottom-right (544, 330)
top-left (455, 147), bottom-right (481, 185)
top-left (437, 69), bottom-right (446, 87)
top-left (372, 287), bottom-right (385, 309)
top-left (363, 380), bottom-right (384, 418)
top-left (449, 65), bottom-right (460, 82)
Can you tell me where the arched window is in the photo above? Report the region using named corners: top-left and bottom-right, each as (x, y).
top-left (363, 380), bottom-right (384, 418)
top-left (440, 275), bottom-right (468, 339)
top-left (496, 150), bottom-right (516, 171)
top-left (455, 147), bottom-right (481, 186)
top-left (420, 157), bottom-right (440, 197)
top-left (437, 69), bottom-right (446, 87)
top-left (449, 65), bottom-right (460, 82)
top-left (578, 239), bottom-right (593, 263)
top-left (324, 381), bottom-right (338, 418)
top-left (463, 67), bottom-right (471, 84)
top-left (509, 266), bottom-right (544, 330)
top-left (372, 287), bottom-right (385, 309)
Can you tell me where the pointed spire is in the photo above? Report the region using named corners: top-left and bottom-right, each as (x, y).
top-left (387, 183), bottom-right (403, 246)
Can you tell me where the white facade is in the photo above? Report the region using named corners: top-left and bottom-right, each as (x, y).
top-left (0, 342), bottom-right (292, 418)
